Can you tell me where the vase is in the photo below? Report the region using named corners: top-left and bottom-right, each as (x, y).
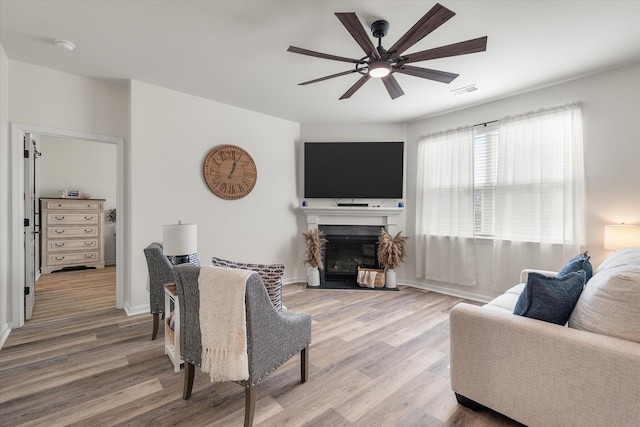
top-left (307, 267), bottom-right (320, 287)
top-left (385, 269), bottom-right (397, 288)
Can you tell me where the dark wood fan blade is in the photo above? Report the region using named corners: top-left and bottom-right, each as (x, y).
top-left (394, 65), bottom-right (459, 83)
top-left (382, 74), bottom-right (405, 99)
top-left (298, 69), bottom-right (362, 85)
top-left (335, 13), bottom-right (380, 59)
top-left (402, 36), bottom-right (488, 64)
top-left (388, 3), bottom-right (456, 60)
top-left (287, 46), bottom-right (366, 64)
top-left (340, 74), bottom-right (370, 99)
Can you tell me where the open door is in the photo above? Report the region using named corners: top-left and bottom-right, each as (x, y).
top-left (23, 132), bottom-right (38, 319)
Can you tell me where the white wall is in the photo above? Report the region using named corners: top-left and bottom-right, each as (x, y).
top-left (38, 135), bottom-right (117, 264)
top-left (8, 61), bottom-right (128, 136)
top-left (405, 62), bottom-right (640, 300)
top-left (0, 44), bottom-right (10, 347)
top-left (128, 80), bottom-right (301, 312)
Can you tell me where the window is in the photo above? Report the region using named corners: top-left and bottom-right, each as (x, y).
top-left (473, 122), bottom-right (498, 237)
top-left (418, 102), bottom-right (585, 245)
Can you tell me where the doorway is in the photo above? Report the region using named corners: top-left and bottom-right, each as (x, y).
top-left (27, 134), bottom-right (117, 322)
top-left (10, 123), bottom-right (125, 328)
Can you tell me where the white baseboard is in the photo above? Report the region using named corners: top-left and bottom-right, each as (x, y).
top-left (124, 302), bottom-right (149, 316)
top-left (0, 323), bottom-right (11, 350)
top-left (403, 280), bottom-right (493, 303)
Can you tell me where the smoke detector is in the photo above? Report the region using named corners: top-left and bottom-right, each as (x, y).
top-left (54, 39), bottom-right (76, 52)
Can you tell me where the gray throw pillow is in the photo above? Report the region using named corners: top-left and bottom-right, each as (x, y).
top-left (514, 271), bottom-right (586, 325)
top-left (211, 256), bottom-right (284, 312)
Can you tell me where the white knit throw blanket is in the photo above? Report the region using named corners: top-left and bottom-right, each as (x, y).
top-left (198, 266), bottom-right (254, 382)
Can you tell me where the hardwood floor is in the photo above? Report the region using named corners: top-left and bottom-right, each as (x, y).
top-left (1, 281), bottom-right (520, 426)
top-left (30, 266), bottom-right (116, 323)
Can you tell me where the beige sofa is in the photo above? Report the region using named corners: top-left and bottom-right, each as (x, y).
top-left (450, 247), bottom-right (640, 427)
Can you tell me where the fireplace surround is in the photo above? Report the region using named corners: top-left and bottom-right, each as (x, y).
top-left (301, 206), bottom-right (403, 288)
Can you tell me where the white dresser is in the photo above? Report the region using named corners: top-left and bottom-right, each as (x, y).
top-left (40, 198), bottom-right (105, 274)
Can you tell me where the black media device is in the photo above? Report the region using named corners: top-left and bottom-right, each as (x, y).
top-left (304, 141), bottom-right (404, 199)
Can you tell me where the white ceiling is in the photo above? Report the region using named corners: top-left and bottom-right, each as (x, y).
top-left (1, 1), bottom-right (639, 124)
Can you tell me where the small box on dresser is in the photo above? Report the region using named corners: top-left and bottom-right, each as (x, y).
top-left (40, 198), bottom-right (105, 274)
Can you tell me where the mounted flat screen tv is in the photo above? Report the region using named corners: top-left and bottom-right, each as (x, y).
top-left (304, 141), bottom-right (404, 199)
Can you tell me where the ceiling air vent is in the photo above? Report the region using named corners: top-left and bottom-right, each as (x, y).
top-left (451, 84), bottom-right (478, 96)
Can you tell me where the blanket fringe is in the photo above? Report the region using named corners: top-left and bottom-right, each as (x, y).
top-left (202, 347), bottom-right (249, 382)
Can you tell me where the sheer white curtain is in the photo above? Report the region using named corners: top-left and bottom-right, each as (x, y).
top-left (492, 102), bottom-right (586, 291)
top-left (416, 127), bottom-right (477, 286)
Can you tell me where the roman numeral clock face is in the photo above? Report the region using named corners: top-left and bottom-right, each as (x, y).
top-left (203, 144), bottom-right (257, 200)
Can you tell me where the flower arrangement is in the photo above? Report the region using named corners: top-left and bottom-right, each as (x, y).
top-left (302, 229), bottom-right (328, 269)
top-left (107, 209), bottom-right (116, 223)
top-left (377, 228), bottom-right (408, 269)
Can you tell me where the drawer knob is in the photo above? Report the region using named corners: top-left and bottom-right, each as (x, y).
top-left (85, 254), bottom-right (95, 259)
top-left (54, 243), bottom-right (65, 247)
top-left (55, 256), bottom-right (65, 260)
top-left (55, 230), bottom-right (65, 234)
top-left (84, 241), bottom-right (94, 246)
top-left (54, 216), bottom-right (65, 220)
top-left (85, 216), bottom-right (94, 220)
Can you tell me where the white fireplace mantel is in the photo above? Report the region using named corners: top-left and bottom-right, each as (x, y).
top-left (301, 206), bottom-right (403, 234)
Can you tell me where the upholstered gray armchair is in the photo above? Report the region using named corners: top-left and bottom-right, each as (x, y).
top-left (143, 242), bottom-right (174, 340)
top-left (173, 264), bottom-right (312, 427)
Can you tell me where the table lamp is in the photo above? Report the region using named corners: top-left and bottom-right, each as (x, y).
top-left (163, 222), bottom-right (198, 264)
top-left (604, 224), bottom-right (640, 250)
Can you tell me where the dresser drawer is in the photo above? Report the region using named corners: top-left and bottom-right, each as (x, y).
top-left (47, 226), bottom-right (99, 238)
top-left (46, 213), bottom-right (99, 225)
top-left (47, 251), bottom-right (99, 266)
top-left (47, 239), bottom-right (99, 252)
top-left (43, 200), bottom-right (103, 210)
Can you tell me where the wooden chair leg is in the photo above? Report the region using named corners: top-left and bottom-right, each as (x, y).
top-left (151, 312), bottom-right (160, 340)
top-left (244, 386), bottom-right (256, 427)
top-left (301, 345), bottom-right (309, 383)
top-left (183, 362), bottom-right (195, 400)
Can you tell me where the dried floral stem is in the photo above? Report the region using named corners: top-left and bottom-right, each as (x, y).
top-left (302, 229), bottom-right (328, 269)
top-left (377, 228), bottom-right (408, 269)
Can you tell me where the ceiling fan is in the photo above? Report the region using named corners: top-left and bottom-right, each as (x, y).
top-left (287, 3), bottom-right (487, 100)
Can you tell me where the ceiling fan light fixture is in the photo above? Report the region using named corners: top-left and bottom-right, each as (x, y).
top-left (368, 60), bottom-right (390, 78)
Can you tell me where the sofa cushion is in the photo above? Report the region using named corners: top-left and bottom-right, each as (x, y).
top-left (514, 271), bottom-right (585, 325)
top-left (595, 246), bottom-right (640, 274)
top-left (486, 283), bottom-right (525, 312)
top-left (569, 248), bottom-right (640, 343)
top-left (211, 256), bottom-right (284, 312)
top-left (558, 251), bottom-right (593, 281)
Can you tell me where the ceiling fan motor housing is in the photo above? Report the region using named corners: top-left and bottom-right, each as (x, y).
top-left (371, 20), bottom-right (389, 39)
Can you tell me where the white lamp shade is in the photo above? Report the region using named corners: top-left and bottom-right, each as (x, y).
top-left (163, 223), bottom-right (198, 255)
top-left (604, 224), bottom-right (640, 250)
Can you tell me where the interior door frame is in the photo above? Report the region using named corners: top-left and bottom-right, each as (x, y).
top-left (23, 132), bottom-right (36, 319)
top-left (10, 122), bottom-right (125, 328)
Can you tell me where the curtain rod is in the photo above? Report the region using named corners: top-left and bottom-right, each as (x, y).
top-left (473, 120), bottom-right (498, 127)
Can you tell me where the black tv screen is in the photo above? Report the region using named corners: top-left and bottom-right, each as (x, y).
top-left (304, 141), bottom-right (404, 199)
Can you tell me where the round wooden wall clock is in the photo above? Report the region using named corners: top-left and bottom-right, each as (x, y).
top-left (203, 144), bottom-right (257, 200)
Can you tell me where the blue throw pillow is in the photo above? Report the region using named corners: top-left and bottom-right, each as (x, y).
top-left (513, 271), bottom-right (586, 325)
top-left (558, 251), bottom-right (593, 281)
